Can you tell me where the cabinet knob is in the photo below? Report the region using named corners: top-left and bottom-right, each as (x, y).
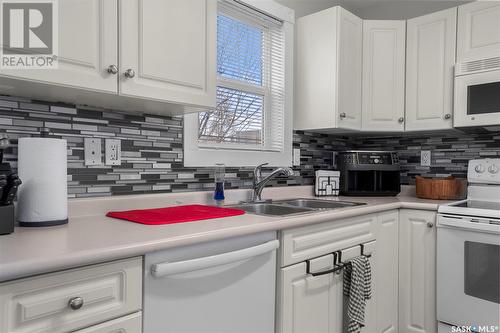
top-left (68, 297), bottom-right (84, 310)
top-left (339, 113), bottom-right (346, 119)
top-left (107, 64), bottom-right (118, 75)
top-left (427, 222), bottom-right (434, 228)
top-left (398, 117), bottom-right (404, 123)
top-left (124, 68), bottom-right (136, 78)
top-left (444, 114), bottom-right (452, 120)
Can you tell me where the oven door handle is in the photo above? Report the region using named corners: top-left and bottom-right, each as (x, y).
top-left (439, 216), bottom-right (500, 234)
top-left (151, 240), bottom-right (279, 278)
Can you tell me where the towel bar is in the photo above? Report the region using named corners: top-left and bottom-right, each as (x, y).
top-left (306, 243), bottom-right (373, 277)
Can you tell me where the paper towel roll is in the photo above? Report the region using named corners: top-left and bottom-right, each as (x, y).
top-left (17, 138), bottom-right (68, 226)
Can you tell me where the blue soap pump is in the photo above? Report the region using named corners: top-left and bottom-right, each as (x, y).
top-left (214, 163), bottom-right (225, 204)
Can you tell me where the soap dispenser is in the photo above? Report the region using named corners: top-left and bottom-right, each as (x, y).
top-left (214, 164), bottom-right (225, 204)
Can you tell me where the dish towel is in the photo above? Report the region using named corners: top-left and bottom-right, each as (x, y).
top-left (343, 255), bottom-right (372, 333)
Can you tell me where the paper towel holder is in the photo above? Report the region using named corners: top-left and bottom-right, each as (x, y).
top-left (17, 135), bottom-right (68, 227)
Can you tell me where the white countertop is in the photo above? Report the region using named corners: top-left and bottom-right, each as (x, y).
top-left (0, 186), bottom-right (450, 282)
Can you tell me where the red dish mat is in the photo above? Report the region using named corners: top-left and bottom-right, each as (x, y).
top-left (106, 204), bottom-right (246, 225)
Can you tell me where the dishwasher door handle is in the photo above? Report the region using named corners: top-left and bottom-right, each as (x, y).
top-left (151, 239), bottom-right (280, 278)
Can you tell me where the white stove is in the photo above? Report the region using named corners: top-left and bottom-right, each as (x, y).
top-left (437, 158), bottom-right (500, 333)
top-left (439, 158), bottom-right (500, 220)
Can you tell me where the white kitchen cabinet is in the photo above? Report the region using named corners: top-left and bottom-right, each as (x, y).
top-left (278, 258), bottom-right (344, 333)
top-left (280, 213), bottom-right (378, 267)
top-left (365, 210), bottom-right (399, 333)
top-left (295, 6), bottom-right (363, 131)
top-left (405, 8), bottom-right (456, 131)
top-left (362, 20), bottom-right (406, 132)
top-left (74, 312), bottom-right (142, 333)
top-left (119, 0), bottom-right (216, 108)
top-left (399, 209), bottom-right (437, 333)
top-left (0, 0), bottom-right (216, 114)
top-left (0, 0), bottom-right (118, 93)
top-left (0, 257), bottom-right (142, 333)
top-left (457, 1), bottom-right (500, 63)
top-left (278, 211), bottom-right (398, 333)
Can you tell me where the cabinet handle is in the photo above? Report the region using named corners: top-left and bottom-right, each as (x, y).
top-left (107, 65), bottom-right (118, 75)
top-left (444, 114), bottom-right (452, 120)
top-left (398, 117), bottom-right (404, 123)
top-left (427, 222), bottom-right (434, 228)
top-left (339, 113), bottom-right (346, 119)
top-left (124, 69), bottom-right (135, 78)
top-left (68, 297), bottom-right (84, 310)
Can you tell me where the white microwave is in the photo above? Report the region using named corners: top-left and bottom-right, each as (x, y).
top-left (454, 57), bottom-right (500, 127)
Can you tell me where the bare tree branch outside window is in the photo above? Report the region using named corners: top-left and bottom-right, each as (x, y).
top-left (198, 14), bottom-right (265, 145)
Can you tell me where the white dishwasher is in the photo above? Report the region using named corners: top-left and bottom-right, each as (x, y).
top-left (144, 231), bottom-right (278, 333)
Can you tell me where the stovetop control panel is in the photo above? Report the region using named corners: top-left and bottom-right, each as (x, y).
top-left (468, 158), bottom-right (500, 184)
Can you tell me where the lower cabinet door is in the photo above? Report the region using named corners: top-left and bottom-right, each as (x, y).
top-left (365, 210), bottom-right (399, 333)
top-left (399, 209), bottom-right (437, 333)
top-left (73, 312), bottom-right (142, 333)
top-left (277, 259), bottom-right (343, 333)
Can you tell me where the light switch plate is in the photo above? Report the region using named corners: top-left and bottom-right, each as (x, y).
top-left (421, 150), bottom-right (431, 166)
top-left (105, 139), bottom-right (121, 165)
top-left (84, 138), bottom-right (102, 166)
top-left (293, 148), bottom-right (301, 166)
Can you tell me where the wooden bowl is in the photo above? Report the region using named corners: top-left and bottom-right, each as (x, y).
top-left (415, 176), bottom-right (467, 200)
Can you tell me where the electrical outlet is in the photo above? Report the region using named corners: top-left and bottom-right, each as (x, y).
top-left (105, 139), bottom-right (121, 165)
top-left (84, 138), bottom-right (102, 166)
top-left (421, 150), bottom-right (431, 166)
top-left (293, 148), bottom-right (301, 166)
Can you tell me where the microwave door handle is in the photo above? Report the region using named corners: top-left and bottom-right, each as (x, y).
top-left (151, 240), bottom-right (279, 278)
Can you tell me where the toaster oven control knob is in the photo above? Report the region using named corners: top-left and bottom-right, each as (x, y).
top-left (374, 158), bottom-right (380, 164)
top-left (488, 164), bottom-right (499, 174)
top-left (474, 164), bottom-right (485, 173)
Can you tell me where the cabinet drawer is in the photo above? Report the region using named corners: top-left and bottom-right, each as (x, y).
top-left (73, 312), bottom-right (142, 333)
top-left (0, 257), bottom-right (142, 333)
top-left (280, 213), bottom-right (377, 267)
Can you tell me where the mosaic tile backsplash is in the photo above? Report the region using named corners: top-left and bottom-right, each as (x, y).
top-left (0, 96), bottom-right (351, 197)
top-left (355, 133), bottom-right (500, 184)
top-left (0, 95), bottom-right (499, 197)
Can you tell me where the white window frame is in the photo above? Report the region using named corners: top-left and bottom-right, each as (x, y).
top-left (184, 0), bottom-right (294, 167)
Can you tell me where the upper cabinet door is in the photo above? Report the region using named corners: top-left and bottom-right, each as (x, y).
top-left (405, 8), bottom-right (456, 131)
top-left (362, 20), bottom-right (406, 132)
top-left (337, 8), bottom-right (363, 130)
top-left (457, 1), bottom-right (500, 63)
top-left (119, 0), bottom-right (216, 108)
top-left (294, 6), bottom-right (362, 132)
top-left (0, 0), bottom-right (118, 93)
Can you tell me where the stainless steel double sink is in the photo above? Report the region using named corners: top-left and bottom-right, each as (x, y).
top-left (227, 198), bottom-right (365, 216)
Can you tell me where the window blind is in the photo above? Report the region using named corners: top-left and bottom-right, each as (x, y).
top-left (198, 0), bottom-right (285, 152)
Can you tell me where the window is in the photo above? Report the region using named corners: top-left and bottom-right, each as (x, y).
top-left (184, 0), bottom-right (293, 167)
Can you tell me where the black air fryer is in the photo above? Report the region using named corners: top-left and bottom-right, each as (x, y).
top-left (338, 151), bottom-right (401, 196)
top-left (0, 136), bottom-right (17, 235)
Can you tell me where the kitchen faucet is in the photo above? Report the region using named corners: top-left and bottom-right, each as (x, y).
top-left (252, 163), bottom-right (294, 202)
